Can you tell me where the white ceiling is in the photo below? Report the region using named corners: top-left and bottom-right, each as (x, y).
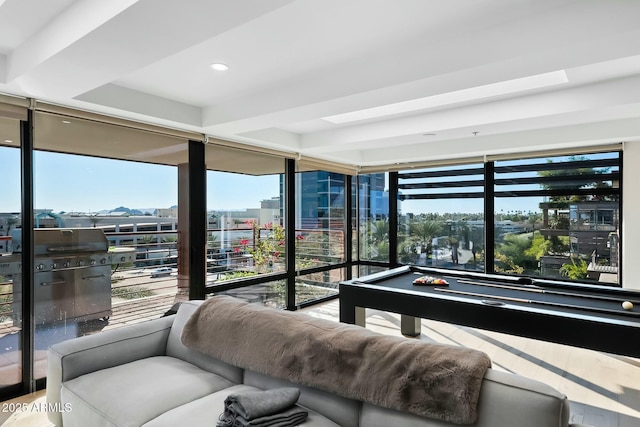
top-left (2, 0), bottom-right (640, 168)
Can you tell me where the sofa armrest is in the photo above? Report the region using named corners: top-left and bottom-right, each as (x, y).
top-left (46, 315), bottom-right (174, 426)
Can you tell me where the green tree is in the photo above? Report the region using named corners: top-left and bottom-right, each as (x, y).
top-left (243, 220), bottom-right (286, 273)
top-left (408, 219), bottom-right (442, 250)
top-left (362, 220), bottom-right (390, 261)
top-left (139, 235), bottom-right (155, 244)
top-left (207, 233), bottom-right (220, 250)
top-left (538, 155), bottom-right (613, 202)
top-left (527, 213), bottom-right (542, 231)
top-left (495, 234), bottom-right (537, 274)
top-left (494, 252), bottom-right (524, 274)
top-left (524, 232), bottom-right (551, 260)
top-left (370, 220), bottom-right (389, 244)
top-left (559, 258), bottom-right (588, 280)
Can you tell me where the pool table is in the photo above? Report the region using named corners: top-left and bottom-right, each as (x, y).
top-left (339, 265), bottom-right (640, 357)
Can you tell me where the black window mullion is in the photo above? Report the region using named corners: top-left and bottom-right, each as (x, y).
top-left (400, 192), bottom-right (484, 200)
top-left (495, 158), bottom-right (619, 174)
top-left (187, 140), bottom-right (207, 300)
top-left (495, 172), bottom-right (619, 187)
top-left (284, 158), bottom-right (296, 310)
top-left (20, 111), bottom-right (35, 395)
top-left (496, 187), bottom-right (619, 198)
top-left (345, 174), bottom-right (353, 280)
top-left (399, 167), bottom-right (485, 179)
top-left (399, 179), bottom-right (485, 189)
top-left (485, 161), bottom-right (495, 274)
top-left (389, 172), bottom-right (398, 267)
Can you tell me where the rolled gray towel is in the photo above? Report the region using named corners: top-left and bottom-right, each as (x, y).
top-left (217, 387), bottom-right (308, 427)
top-left (234, 405), bottom-right (308, 427)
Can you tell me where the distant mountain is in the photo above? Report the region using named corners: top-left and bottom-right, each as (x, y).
top-left (109, 206), bottom-right (145, 216)
top-left (94, 206), bottom-right (170, 216)
top-left (136, 208), bottom-right (159, 215)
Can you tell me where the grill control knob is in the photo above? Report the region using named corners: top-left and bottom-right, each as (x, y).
top-left (51, 263), bottom-right (58, 269)
top-left (90, 260), bottom-right (96, 266)
top-left (101, 258), bottom-right (107, 264)
top-left (120, 256), bottom-right (126, 262)
top-left (36, 264), bottom-right (44, 270)
top-left (76, 260), bottom-right (83, 267)
top-left (63, 261), bottom-right (71, 268)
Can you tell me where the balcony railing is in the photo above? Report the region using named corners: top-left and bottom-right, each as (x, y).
top-left (0, 227), bottom-right (344, 326)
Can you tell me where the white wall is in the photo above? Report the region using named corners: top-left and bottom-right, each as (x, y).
top-left (622, 141), bottom-right (640, 290)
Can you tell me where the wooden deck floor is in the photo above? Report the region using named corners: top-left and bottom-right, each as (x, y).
top-left (2, 297), bottom-right (639, 427)
top-left (105, 293), bottom-right (178, 329)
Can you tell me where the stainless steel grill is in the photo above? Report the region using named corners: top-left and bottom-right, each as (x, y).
top-left (10, 228), bottom-right (136, 326)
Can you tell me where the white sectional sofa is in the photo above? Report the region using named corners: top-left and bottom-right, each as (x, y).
top-left (46, 297), bottom-right (592, 427)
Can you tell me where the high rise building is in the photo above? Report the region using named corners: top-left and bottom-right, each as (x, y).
top-left (293, 172), bottom-right (387, 230)
top-left (358, 174), bottom-right (389, 221)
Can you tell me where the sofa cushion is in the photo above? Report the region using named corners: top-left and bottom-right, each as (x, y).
top-left (244, 370), bottom-right (361, 427)
top-left (142, 384), bottom-right (341, 427)
top-left (358, 369), bottom-right (571, 427)
top-left (60, 356), bottom-right (235, 427)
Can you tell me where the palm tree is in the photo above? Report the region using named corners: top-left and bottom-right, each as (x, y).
top-left (207, 232), bottom-right (219, 248)
top-left (88, 214), bottom-right (102, 228)
top-left (455, 220), bottom-right (471, 250)
top-left (4, 216), bottom-right (19, 253)
top-left (527, 213), bottom-right (541, 231)
top-left (6, 216), bottom-right (19, 235)
top-left (409, 219), bottom-right (442, 252)
top-left (371, 220), bottom-right (389, 244)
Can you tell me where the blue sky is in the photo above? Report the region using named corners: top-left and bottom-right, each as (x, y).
top-left (1, 147), bottom-right (617, 215)
top-left (0, 149), bottom-right (280, 213)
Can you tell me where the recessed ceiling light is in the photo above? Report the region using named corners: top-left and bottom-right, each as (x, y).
top-left (4, 139), bottom-right (13, 143)
top-left (322, 70), bottom-right (569, 124)
top-left (210, 63), bottom-right (229, 71)
top-left (62, 120), bottom-right (71, 124)
top-left (423, 133), bottom-right (437, 136)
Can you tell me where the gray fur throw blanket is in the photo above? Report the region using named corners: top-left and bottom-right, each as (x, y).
top-left (181, 296), bottom-right (491, 424)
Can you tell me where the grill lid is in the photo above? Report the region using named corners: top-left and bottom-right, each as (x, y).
top-left (35, 228), bottom-right (109, 255)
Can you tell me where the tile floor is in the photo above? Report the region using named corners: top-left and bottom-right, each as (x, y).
top-left (2, 299), bottom-right (638, 427)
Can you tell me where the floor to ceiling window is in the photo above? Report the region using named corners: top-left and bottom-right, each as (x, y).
top-left (357, 173), bottom-right (390, 276)
top-left (0, 93), bottom-right (625, 402)
top-left (0, 112), bottom-right (24, 396)
top-left (294, 171), bottom-right (346, 305)
top-left (494, 151), bottom-right (621, 284)
top-left (205, 144), bottom-right (287, 306)
top-left (30, 110), bottom-right (185, 381)
top-left (397, 164), bottom-right (485, 272)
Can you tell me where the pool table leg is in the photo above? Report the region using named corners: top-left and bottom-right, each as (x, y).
top-left (401, 315), bottom-right (421, 337)
top-left (355, 306), bottom-right (366, 327)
